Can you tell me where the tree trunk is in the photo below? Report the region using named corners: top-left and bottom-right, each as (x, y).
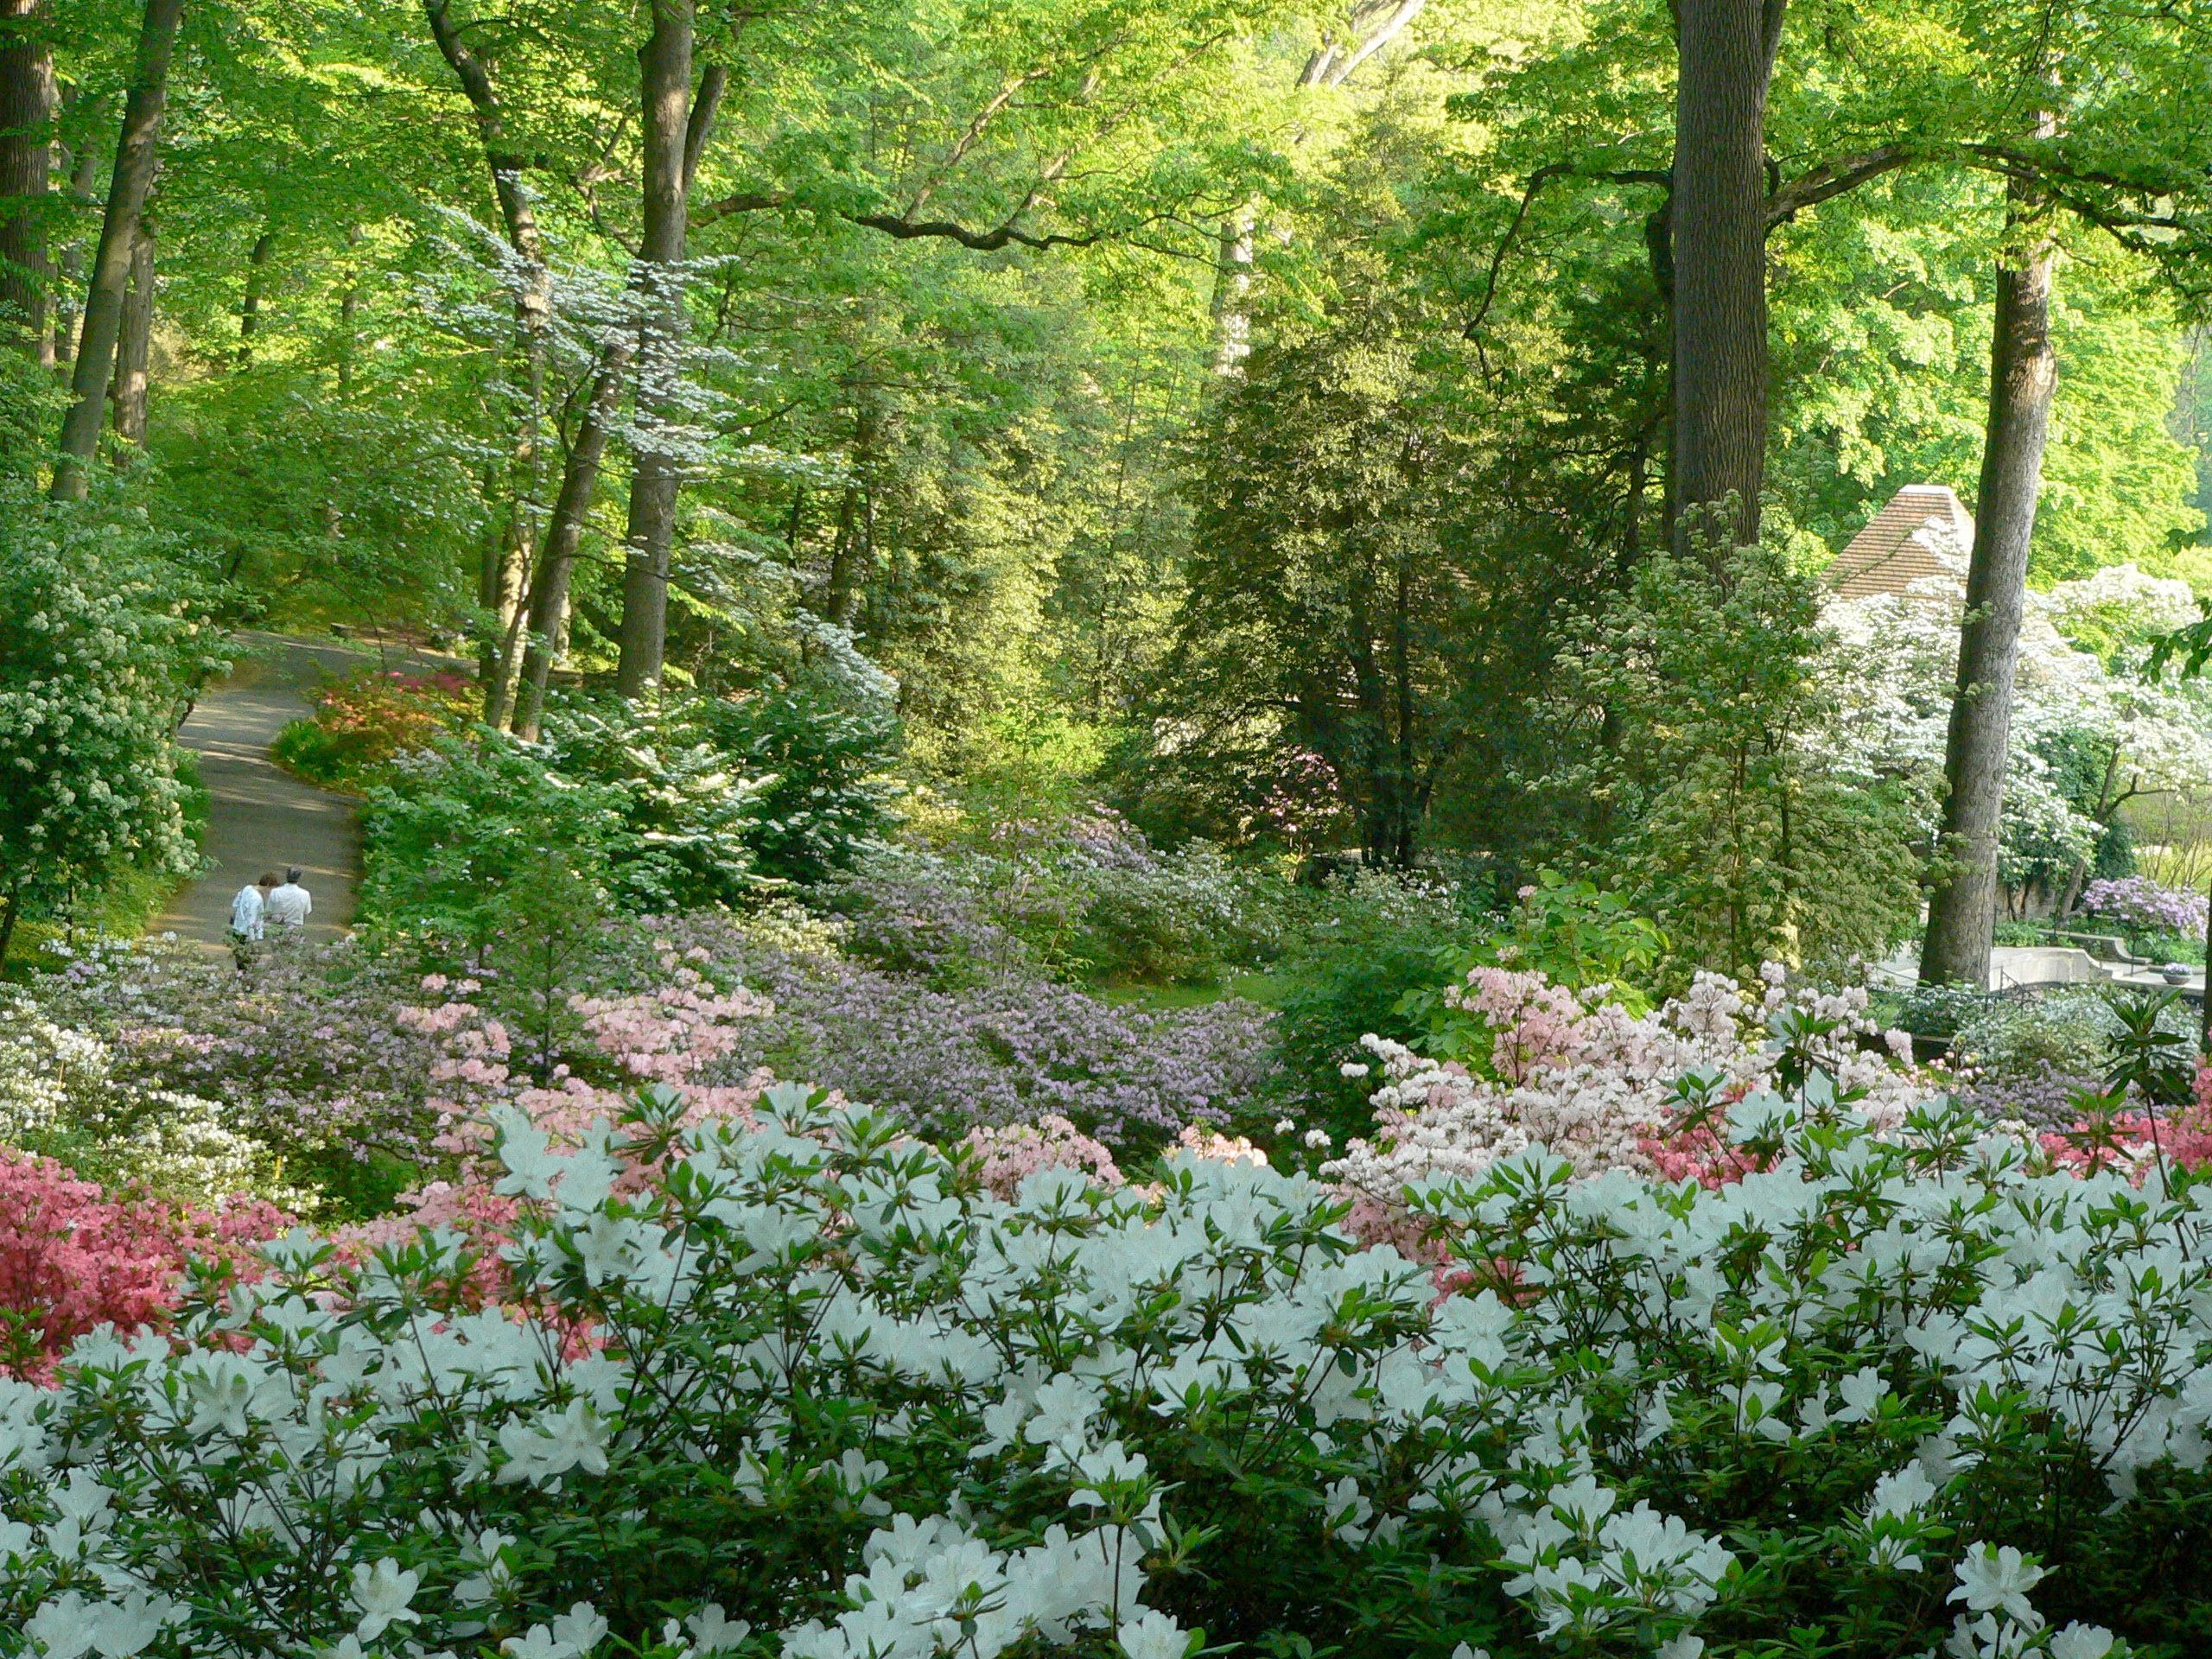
top-left (49, 0), bottom-right (180, 502)
top-left (0, 0), bottom-right (52, 363)
top-left (423, 0), bottom-right (551, 695)
top-left (1669, 0), bottom-right (1784, 556)
top-left (1209, 213), bottom-right (1253, 377)
top-left (49, 88), bottom-right (93, 368)
top-left (509, 343), bottom-right (632, 739)
top-left (335, 224), bottom-right (359, 390)
top-left (235, 221), bottom-right (273, 366)
top-left (1918, 184), bottom-right (2057, 989)
top-left (108, 209), bottom-right (151, 442)
top-left (614, 0), bottom-right (699, 698)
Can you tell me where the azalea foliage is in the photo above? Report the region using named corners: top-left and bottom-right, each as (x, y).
top-left (0, 1080), bottom-right (2202, 1656)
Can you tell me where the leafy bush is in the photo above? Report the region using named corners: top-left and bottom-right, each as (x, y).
top-left (1548, 534), bottom-right (1923, 985)
top-left (0, 1084), bottom-right (2203, 1655)
top-left (539, 699), bottom-right (770, 911)
top-left (1401, 872), bottom-right (1666, 1065)
top-left (360, 732), bottom-right (639, 952)
top-left (272, 667), bottom-right (475, 789)
top-left (693, 649), bottom-right (903, 886)
top-left (1268, 869), bottom-right (1491, 1132)
top-left (0, 492), bottom-right (226, 969)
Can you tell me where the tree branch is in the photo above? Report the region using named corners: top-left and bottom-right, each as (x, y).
top-left (1766, 143), bottom-right (1917, 225)
top-left (684, 64), bottom-right (728, 194)
top-left (1463, 161), bottom-right (1670, 342)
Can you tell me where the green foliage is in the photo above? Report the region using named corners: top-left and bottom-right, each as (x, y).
top-left (359, 732), bottom-right (634, 957)
top-left (1548, 529), bottom-right (1923, 985)
top-left (1268, 871), bottom-right (1492, 1131)
top-left (1401, 871), bottom-right (1669, 1065)
top-left (690, 645), bottom-right (903, 886)
top-left (539, 699), bottom-right (769, 912)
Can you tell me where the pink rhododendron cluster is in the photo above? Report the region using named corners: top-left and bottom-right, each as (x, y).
top-left (372, 954), bottom-right (781, 1259)
top-left (1326, 963), bottom-right (1921, 1207)
top-left (962, 1116), bottom-right (1123, 1200)
top-left (0, 1151), bottom-right (289, 1382)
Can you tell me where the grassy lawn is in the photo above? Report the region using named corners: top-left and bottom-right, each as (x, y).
top-left (1092, 970), bottom-right (1300, 1012)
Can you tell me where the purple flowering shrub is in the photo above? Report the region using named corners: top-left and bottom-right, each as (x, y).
top-left (23, 884), bottom-right (1286, 1217)
top-left (861, 805), bottom-right (1271, 987)
top-left (652, 911), bottom-right (1281, 1150)
top-left (2079, 874), bottom-right (2209, 939)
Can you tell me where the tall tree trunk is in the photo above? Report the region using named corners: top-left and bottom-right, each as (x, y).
top-left (0, 0), bottom-right (52, 364)
top-left (423, 0), bottom-right (551, 696)
top-left (335, 224), bottom-right (359, 390)
top-left (235, 221), bottom-right (273, 366)
top-left (49, 0), bottom-right (180, 502)
top-left (108, 209), bottom-right (151, 442)
top-left (49, 87), bottom-right (93, 368)
top-left (1209, 213), bottom-right (1253, 376)
top-left (614, 0), bottom-right (700, 698)
top-left (1669, 0), bottom-right (1784, 556)
top-left (1918, 182), bottom-right (2057, 989)
top-left (508, 344), bottom-right (632, 739)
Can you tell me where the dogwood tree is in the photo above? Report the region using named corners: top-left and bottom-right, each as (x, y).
top-left (1823, 554), bottom-right (2212, 906)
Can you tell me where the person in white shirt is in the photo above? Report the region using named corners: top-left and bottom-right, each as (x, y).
top-left (264, 868), bottom-right (313, 931)
top-left (228, 872), bottom-right (276, 971)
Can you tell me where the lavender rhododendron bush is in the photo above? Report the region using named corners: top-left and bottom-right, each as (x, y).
top-left (0, 1084), bottom-right (2206, 1658)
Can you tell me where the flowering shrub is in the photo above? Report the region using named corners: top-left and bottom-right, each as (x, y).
top-left (855, 809), bottom-right (1267, 988)
top-left (0, 502), bottom-right (222, 968)
top-left (656, 911), bottom-right (1280, 1150)
top-left (1326, 963), bottom-right (1920, 1205)
top-left (0, 1084), bottom-right (2197, 1655)
top-left (25, 937), bottom-right (486, 1215)
top-left (0, 995), bottom-right (299, 1208)
top-left (2079, 874), bottom-right (2209, 940)
top-left (273, 667), bottom-right (476, 788)
top-left (0, 1151), bottom-right (287, 1382)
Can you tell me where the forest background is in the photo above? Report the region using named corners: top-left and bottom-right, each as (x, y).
top-left (5, 0), bottom-right (2212, 985)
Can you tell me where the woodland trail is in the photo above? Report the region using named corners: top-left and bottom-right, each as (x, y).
top-left (153, 633), bottom-right (448, 950)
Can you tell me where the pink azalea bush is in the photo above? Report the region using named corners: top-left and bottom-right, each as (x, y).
top-left (0, 1151), bottom-right (289, 1382)
top-left (2033, 1061), bottom-right (2212, 1179)
top-left (1326, 961), bottom-right (1922, 1210)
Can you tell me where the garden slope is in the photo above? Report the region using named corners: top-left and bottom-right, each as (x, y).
top-left (154, 635), bottom-right (441, 950)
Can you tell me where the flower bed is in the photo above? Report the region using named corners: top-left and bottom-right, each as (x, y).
top-left (0, 1085), bottom-right (2202, 1656)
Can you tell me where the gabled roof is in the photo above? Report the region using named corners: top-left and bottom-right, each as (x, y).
top-left (1825, 485), bottom-right (1976, 600)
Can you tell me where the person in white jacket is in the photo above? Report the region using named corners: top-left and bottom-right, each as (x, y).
top-left (228, 872), bottom-right (276, 971)
top-left (264, 868), bottom-right (313, 931)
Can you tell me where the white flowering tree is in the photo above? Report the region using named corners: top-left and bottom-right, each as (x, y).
top-left (0, 496), bottom-right (220, 967)
top-left (1822, 558), bottom-right (2212, 911)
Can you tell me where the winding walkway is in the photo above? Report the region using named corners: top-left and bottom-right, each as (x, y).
top-left (154, 634), bottom-right (438, 951)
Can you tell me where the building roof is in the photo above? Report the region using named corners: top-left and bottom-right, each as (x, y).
top-left (1825, 485), bottom-right (1976, 600)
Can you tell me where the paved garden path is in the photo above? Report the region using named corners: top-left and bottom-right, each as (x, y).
top-left (154, 633), bottom-right (448, 951)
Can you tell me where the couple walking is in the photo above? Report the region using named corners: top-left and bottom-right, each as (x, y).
top-left (228, 868), bottom-right (313, 969)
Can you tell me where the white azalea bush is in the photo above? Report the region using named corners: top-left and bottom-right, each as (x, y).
top-left (0, 1079), bottom-right (2205, 1658)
